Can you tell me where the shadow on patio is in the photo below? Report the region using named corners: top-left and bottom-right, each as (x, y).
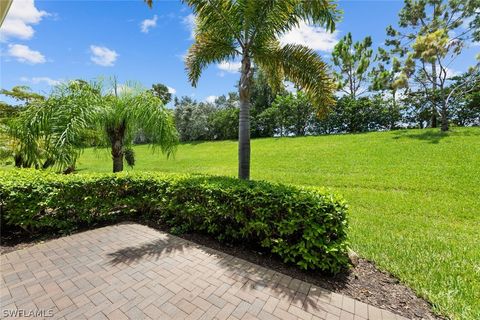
top-left (106, 232), bottom-right (342, 315)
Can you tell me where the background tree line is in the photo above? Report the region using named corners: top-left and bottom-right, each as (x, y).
top-left (170, 70), bottom-right (478, 142)
top-left (168, 0), bottom-right (479, 141)
top-left (1, 0), bottom-right (479, 147)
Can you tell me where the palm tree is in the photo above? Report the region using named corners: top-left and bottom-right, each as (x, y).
top-left (6, 79), bottom-right (178, 173)
top-left (97, 80), bottom-right (178, 172)
top-left (146, 0), bottom-right (339, 179)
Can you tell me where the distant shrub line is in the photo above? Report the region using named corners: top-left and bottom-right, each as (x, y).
top-left (0, 170), bottom-right (349, 273)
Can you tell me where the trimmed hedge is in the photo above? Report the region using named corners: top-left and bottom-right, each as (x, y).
top-left (0, 170), bottom-right (349, 273)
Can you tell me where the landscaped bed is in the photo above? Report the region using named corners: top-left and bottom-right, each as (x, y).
top-left (0, 170), bottom-right (348, 273)
top-left (0, 170), bottom-right (442, 319)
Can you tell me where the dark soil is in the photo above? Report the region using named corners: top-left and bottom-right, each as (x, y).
top-left (1, 221), bottom-right (444, 320)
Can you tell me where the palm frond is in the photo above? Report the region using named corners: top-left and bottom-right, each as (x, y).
top-left (252, 40), bottom-right (285, 93)
top-left (254, 42), bottom-right (336, 113)
top-left (186, 30), bottom-right (238, 86)
top-left (247, 0), bottom-right (298, 46)
top-left (250, 0), bottom-right (340, 47)
top-left (7, 97), bottom-right (54, 168)
top-left (186, 0), bottom-right (243, 45)
top-left (130, 91), bottom-right (179, 157)
top-left (295, 0), bottom-right (340, 32)
top-left (42, 82), bottom-right (101, 169)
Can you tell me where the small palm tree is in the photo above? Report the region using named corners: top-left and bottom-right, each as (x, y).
top-left (147, 0), bottom-right (339, 179)
top-left (97, 80), bottom-right (178, 172)
top-left (7, 79), bottom-right (178, 172)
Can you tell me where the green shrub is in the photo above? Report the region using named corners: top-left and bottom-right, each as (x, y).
top-left (0, 170), bottom-right (349, 273)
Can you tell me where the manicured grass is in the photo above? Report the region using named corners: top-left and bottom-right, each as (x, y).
top-left (75, 127), bottom-right (480, 319)
top-left (3, 127), bottom-right (479, 319)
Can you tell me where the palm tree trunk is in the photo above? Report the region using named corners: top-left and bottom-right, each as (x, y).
top-left (108, 121), bottom-right (126, 173)
top-left (14, 154), bottom-right (23, 168)
top-left (112, 139), bottom-right (124, 173)
top-left (238, 53), bottom-right (253, 180)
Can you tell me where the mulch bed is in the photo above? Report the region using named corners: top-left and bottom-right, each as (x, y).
top-left (1, 221), bottom-right (443, 320)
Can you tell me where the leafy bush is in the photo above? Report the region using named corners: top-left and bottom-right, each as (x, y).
top-left (0, 170), bottom-right (349, 273)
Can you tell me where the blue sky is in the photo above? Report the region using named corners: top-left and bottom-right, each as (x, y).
top-left (1, 0), bottom-right (478, 106)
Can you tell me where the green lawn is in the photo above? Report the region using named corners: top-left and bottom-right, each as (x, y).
top-left (5, 127), bottom-right (480, 319)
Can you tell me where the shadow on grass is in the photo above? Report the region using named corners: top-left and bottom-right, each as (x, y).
top-left (392, 129), bottom-right (449, 144)
top-left (106, 233), bottom-right (346, 313)
top-left (180, 138), bottom-right (237, 146)
top-left (392, 128), bottom-right (480, 144)
top-left (181, 140), bottom-right (207, 146)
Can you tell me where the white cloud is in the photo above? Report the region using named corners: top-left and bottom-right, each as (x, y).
top-left (167, 86), bottom-right (176, 95)
top-left (89, 45), bottom-right (118, 66)
top-left (182, 14), bottom-right (196, 39)
top-left (205, 95), bottom-right (217, 103)
top-left (140, 15), bottom-right (158, 33)
top-left (7, 44), bottom-right (45, 64)
top-left (444, 67), bottom-right (459, 79)
top-left (20, 76), bottom-right (61, 86)
top-left (217, 61), bottom-right (241, 73)
top-left (280, 21), bottom-right (339, 52)
top-left (0, 0), bottom-right (48, 41)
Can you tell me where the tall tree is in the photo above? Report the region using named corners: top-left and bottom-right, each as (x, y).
top-left (147, 0), bottom-right (338, 179)
top-left (150, 83), bottom-right (172, 104)
top-left (331, 33), bottom-right (373, 99)
top-left (445, 67), bottom-right (480, 126)
top-left (173, 96), bottom-right (216, 141)
top-left (370, 47), bottom-right (404, 100)
top-left (249, 69), bottom-right (285, 138)
top-left (369, 48), bottom-right (407, 129)
top-left (270, 92), bottom-right (316, 136)
top-left (400, 89), bottom-right (433, 128)
top-left (210, 93), bottom-right (240, 140)
top-left (385, 0), bottom-right (480, 131)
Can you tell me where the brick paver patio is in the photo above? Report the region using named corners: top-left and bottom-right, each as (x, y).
top-left (1, 223), bottom-right (408, 319)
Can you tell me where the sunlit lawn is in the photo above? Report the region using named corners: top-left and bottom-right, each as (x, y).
top-left (4, 127), bottom-right (479, 319)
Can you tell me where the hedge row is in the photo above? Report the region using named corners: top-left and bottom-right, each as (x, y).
top-left (0, 170), bottom-right (349, 273)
